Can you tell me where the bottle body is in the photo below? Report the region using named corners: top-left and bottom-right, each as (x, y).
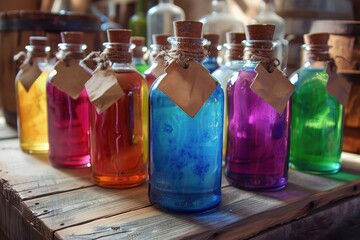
top-left (149, 76), bottom-right (224, 213)
top-left (289, 66), bottom-right (344, 174)
top-left (91, 64), bottom-right (148, 188)
top-left (146, 1), bottom-right (185, 46)
top-left (202, 56), bottom-right (220, 73)
top-left (16, 60), bottom-right (50, 154)
top-left (225, 61), bottom-right (290, 190)
top-left (212, 60), bottom-right (244, 160)
top-left (46, 79), bottom-right (90, 168)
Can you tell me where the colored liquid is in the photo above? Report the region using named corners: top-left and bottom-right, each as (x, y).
top-left (149, 78), bottom-right (224, 213)
top-left (144, 71), bottom-right (157, 87)
top-left (212, 60), bottom-right (245, 161)
top-left (225, 64), bottom-right (290, 191)
top-left (16, 71), bottom-right (49, 154)
top-left (289, 68), bottom-right (343, 174)
top-left (90, 70), bottom-right (148, 188)
top-left (202, 56), bottom-right (220, 73)
top-left (134, 63), bottom-right (149, 74)
top-left (47, 81), bottom-right (90, 168)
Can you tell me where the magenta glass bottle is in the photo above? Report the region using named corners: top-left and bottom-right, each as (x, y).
top-left (225, 24), bottom-right (290, 191)
top-left (46, 32), bottom-right (90, 168)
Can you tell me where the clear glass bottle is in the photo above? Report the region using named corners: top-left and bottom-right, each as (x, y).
top-left (144, 34), bottom-right (171, 87)
top-left (289, 33), bottom-right (344, 174)
top-left (225, 25), bottom-right (290, 191)
top-left (146, 0), bottom-right (185, 47)
top-left (46, 32), bottom-right (90, 168)
top-left (212, 31), bottom-right (246, 161)
top-left (201, 33), bottom-right (220, 73)
top-left (90, 29), bottom-right (149, 188)
top-left (131, 36), bottom-right (149, 74)
top-left (199, 0), bottom-right (244, 44)
top-left (250, 0), bottom-right (288, 70)
top-left (149, 21), bottom-right (223, 213)
top-left (15, 36), bottom-right (51, 154)
top-left (129, 0), bottom-right (147, 41)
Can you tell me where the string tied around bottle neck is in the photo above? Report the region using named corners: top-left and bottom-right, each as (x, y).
top-left (160, 38), bottom-right (208, 68)
top-left (14, 49), bottom-right (47, 66)
top-left (81, 46), bottom-right (132, 70)
top-left (243, 46), bottom-right (280, 73)
top-left (56, 50), bottom-right (86, 66)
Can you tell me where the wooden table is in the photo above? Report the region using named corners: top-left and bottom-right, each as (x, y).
top-left (1, 120), bottom-right (360, 240)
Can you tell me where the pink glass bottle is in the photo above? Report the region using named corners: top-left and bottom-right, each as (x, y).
top-left (46, 32), bottom-right (90, 168)
top-left (225, 24), bottom-right (290, 191)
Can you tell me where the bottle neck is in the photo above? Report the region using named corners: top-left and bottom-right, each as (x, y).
top-left (223, 43), bottom-right (244, 61)
top-left (25, 45), bottom-right (50, 58)
top-left (136, 0), bottom-right (146, 14)
top-left (103, 42), bottom-right (132, 64)
top-left (212, 0), bottom-right (228, 13)
top-left (57, 43), bottom-right (87, 60)
top-left (302, 44), bottom-right (331, 67)
top-left (259, 0), bottom-right (275, 14)
top-left (159, 0), bottom-right (174, 4)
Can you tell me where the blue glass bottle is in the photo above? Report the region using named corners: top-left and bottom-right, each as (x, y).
top-left (149, 21), bottom-right (224, 213)
top-left (202, 33), bottom-right (220, 73)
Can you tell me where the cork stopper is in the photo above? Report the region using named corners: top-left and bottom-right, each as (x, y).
top-left (131, 36), bottom-right (145, 47)
top-left (304, 32), bottom-right (329, 45)
top-left (245, 24), bottom-right (275, 41)
top-left (174, 21), bottom-right (203, 38)
top-left (107, 29), bottom-right (132, 43)
top-left (29, 36), bottom-right (48, 46)
top-left (61, 32), bottom-right (83, 44)
top-left (153, 34), bottom-right (171, 45)
top-left (226, 32), bottom-right (246, 44)
top-left (203, 33), bottom-right (219, 45)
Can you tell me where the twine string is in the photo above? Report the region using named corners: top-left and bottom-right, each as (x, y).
top-left (244, 47), bottom-right (280, 73)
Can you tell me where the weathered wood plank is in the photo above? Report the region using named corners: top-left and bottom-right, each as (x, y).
top-left (21, 184), bottom-right (151, 240)
top-left (0, 117), bottom-right (17, 140)
top-left (54, 163), bottom-right (360, 240)
top-left (0, 139), bottom-right (93, 208)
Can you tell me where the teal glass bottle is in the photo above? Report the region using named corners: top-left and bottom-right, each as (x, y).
top-left (289, 33), bottom-right (344, 174)
top-left (149, 21), bottom-right (224, 213)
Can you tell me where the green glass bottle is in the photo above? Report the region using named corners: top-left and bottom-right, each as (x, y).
top-left (289, 33), bottom-right (344, 174)
top-left (129, 0), bottom-right (147, 42)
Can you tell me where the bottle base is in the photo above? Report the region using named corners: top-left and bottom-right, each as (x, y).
top-left (50, 155), bottom-right (90, 169)
top-left (149, 184), bottom-right (221, 213)
top-left (21, 143), bottom-right (49, 154)
top-left (290, 162), bottom-right (341, 175)
top-left (225, 172), bottom-right (287, 191)
top-left (92, 174), bottom-right (147, 189)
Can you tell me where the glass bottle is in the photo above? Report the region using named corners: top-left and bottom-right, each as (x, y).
top-left (46, 32), bottom-right (91, 168)
top-left (15, 36), bottom-right (51, 154)
top-left (90, 29), bottom-right (148, 188)
top-left (149, 21), bottom-right (224, 213)
top-left (225, 24), bottom-right (290, 191)
top-left (199, 0), bottom-right (244, 44)
top-left (289, 33), bottom-right (344, 174)
top-left (250, 0), bottom-right (288, 70)
top-left (144, 34), bottom-right (171, 87)
top-left (146, 0), bottom-right (185, 47)
top-left (129, 0), bottom-right (147, 41)
top-left (212, 31), bottom-right (246, 162)
top-left (201, 33), bottom-right (220, 73)
top-left (130, 36), bottom-right (149, 74)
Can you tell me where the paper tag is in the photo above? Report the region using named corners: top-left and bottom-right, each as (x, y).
top-left (157, 60), bottom-right (218, 118)
top-left (326, 61), bottom-right (352, 106)
top-left (85, 66), bottom-right (125, 113)
top-left (50, 60), bottom-right (92, 99)
top-left (152, 58), bottom-right (166, 78)
top-left (16, 62), bottom-right (42, 91)
top-left (251, 63), bottom-right (295, 115)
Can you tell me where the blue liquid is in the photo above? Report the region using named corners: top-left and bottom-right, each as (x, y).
top-left (149, 78), bottom-right (224, 213)
top-left (202, 56), bottom-right (220, 73)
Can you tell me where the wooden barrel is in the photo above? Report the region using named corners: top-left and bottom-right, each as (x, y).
top-left (311, 20), bottom-right (360, 154)
top-left (0, 10), bottom-right (102, 128)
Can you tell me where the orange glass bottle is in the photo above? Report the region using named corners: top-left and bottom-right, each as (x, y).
top-left (90, 29), bottom-right (149, 188)
top-left (15, 36), bottom-right (51, 154)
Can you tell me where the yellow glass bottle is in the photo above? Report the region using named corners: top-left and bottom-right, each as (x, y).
top-left (15, 36), bottom-right (51, 154)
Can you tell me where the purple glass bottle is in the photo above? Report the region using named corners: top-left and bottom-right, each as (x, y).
top-left (225, 24), bottom-right (290, 191)
top-left (47, 32), bottom-right (90, 168)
